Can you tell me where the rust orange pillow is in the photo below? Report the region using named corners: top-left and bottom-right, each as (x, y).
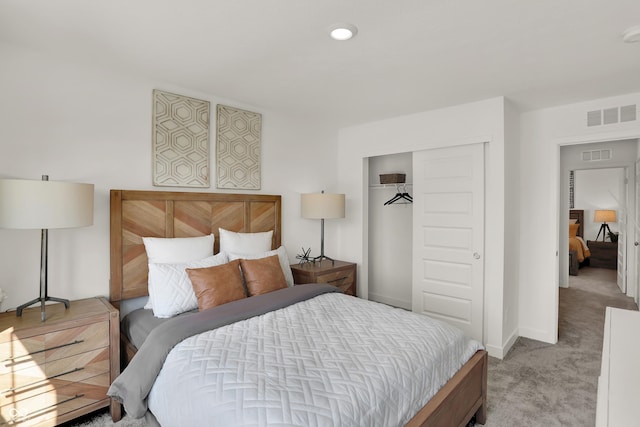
top-left (186, 259), bottom-right (246, 311)
top-left (240, 255), bottom-right (288, 296)
top-left (569, 223), bottom-right (580, 238)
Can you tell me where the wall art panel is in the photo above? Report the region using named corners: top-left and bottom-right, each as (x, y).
top-left (216, 104), bottom-right (262, 190)
top-left (152, 90), bottom-right (210, 187)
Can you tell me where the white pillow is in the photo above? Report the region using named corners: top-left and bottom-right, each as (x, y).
top-left (227, 246), bottom-right (294, 287)
top-left (219, 228), bottom-right (273, 254)
top-left (142, 234), bottom-right (215, 264)
top-left (148, 253), bottom-right (229, 318)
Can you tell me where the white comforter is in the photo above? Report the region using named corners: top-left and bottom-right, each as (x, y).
top-left (148, 292), bottom-right (482, 427)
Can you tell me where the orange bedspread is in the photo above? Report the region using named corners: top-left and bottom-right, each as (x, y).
top-left (569, 236), bottom-right (591, 262)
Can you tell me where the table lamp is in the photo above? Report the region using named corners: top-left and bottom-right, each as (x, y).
top-left (594, 209), bottom-right (616, 242)
top-left (0, 175), bottom-right (94, 321)
top-left (301, 191), bottom-right (345, 263)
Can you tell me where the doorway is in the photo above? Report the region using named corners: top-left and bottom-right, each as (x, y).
top-left (559, 140), bottom-right (638, 311)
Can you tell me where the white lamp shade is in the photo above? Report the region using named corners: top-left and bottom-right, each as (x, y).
top-left (0, 179), bottom-right (94, 229)
top-left (301, 193), bottom-right (345, 219)
top-left (594, 209), bottom-right (616, 223)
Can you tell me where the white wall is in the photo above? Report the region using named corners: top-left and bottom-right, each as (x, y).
top-left (367, 152), bottom-right (412, 309)
top-left (502, 99), bottom-right (521, 353)
top-left (0, 42), bottom-right (340, 311)
top-left (337, 97), bottom-right (512, 358)
top-left (520, 93), bottom-right (640, 344)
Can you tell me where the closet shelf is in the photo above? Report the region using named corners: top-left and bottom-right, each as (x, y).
top-left (369, 183), bottom-right (413, 189)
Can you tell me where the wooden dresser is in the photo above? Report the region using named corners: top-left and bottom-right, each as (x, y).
top-left (587, 241), bottom-right (618, 269)
top-left (0, 298), bottom-right (120, 426)
top-left (290, 260), bottom-right (357, 296)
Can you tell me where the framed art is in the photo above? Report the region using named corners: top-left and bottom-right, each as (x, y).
top-left (152, 90), bottom-right (210, 187)
top-left (216, 104), bottom-right (262, 190)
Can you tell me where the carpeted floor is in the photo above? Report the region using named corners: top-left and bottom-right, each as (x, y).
top-left (70, 266), bottom-right (637, 426)
top-left (485, 266), bottom-right (638, 426)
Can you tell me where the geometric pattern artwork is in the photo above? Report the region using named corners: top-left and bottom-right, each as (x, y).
top-left (152, 89), bottom-right (210, 187)
top-left (216, 104), bottom-right (261, 190)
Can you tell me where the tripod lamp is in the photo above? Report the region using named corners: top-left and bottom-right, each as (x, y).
top-left (0, 175), bottom-right (94, 321)
top-left (301, 191), bottom-right (345, 263)
top-left (594, 209), bottom-right (616, 242)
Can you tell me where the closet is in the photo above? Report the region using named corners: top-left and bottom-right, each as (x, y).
top-left (367, 152), bottom-right (413, 310)
top-left (368, 144), bottom-right (486, 342)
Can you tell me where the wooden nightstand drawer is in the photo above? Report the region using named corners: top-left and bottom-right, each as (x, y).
top-left (1, 347), bottom-right (110, 399)
top-left (291, 260), bottom-right (357, 296)
top-left (316, 269), bottom-right (355, 294)
top-left (0, 298), bottom-right (120, 425)
top-left (0, 322), bottom-right (109, 371)
top-left (0, 372), bottom-right (110, 427)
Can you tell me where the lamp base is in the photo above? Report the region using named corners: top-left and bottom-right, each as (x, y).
top-left (596, 223), bottom-right (613, 242)
top-left (311, 255), bottom-right (335, 265)
top-left (17, 296), bottom-right (70, 322)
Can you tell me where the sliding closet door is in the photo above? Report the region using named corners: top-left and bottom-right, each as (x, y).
top-left (412, 143), bottom-right (485, 341)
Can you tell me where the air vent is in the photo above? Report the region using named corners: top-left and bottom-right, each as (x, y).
top-left (587, 104), bottom-right (637, 127)
top-left (621, 105), bottom-right (637, 122)
top-left (581, 149), bottom-right (612, 162)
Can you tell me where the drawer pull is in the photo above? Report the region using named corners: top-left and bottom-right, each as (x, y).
top-left (2, 340), bottom-right (85, 364)
top-left (2, 367), bottom-right (84, 394)
top-left (9, 394), bottom-right (84, 423)
top-left (327, 276), bottom-right (348, 284)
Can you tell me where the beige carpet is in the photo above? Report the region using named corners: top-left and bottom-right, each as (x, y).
top-left (69, 266), bottom-right (638, 426)
top-left (485, 267), bottom-right (638, 426)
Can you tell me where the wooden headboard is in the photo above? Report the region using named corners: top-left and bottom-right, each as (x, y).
top-left (110, 190), bottom-right (281, 306)
top-left (569, 209), bottom-right (584, 238)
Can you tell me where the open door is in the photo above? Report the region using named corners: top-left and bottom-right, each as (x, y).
top-left (617, 168), bottom-right (628, 294)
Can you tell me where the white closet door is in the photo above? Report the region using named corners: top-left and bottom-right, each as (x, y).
top-left (412, 143), bottom-right (485, 341)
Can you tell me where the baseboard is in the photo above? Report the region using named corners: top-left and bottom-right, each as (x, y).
top-left (518, 326), bottom-right (557, 344)
top-left (484, 330), bottom-right (518, 359)
top-left (368, 292), bottom-right (412, 310)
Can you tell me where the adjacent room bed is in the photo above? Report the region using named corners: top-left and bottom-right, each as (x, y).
top-left (107, 189), bottom-right (488, 427)
top-left (569, 209), bottom-right (591, 276)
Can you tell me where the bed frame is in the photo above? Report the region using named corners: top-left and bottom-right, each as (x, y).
top-left (109, 189), bottom-right (487, 427)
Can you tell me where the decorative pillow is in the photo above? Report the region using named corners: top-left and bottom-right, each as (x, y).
top-left (219, 228), bottom-right (273, 254)
top-left (569, 223), bottom-right (580, 238)
top-left (240, 255), bottom-right (288, 296)
top-left (142, 234), bottom-right (215, 310)
top-left (187, 259), bottom-right (246, 311)
top-left (147, 253), bottom-right (229, 318)
top-left (142, 234), bottom-right (214, 264)
top-left (226, 246), bottom-right (294, 287)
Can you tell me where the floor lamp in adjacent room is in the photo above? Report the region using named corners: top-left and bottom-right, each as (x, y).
top-left (594, 209), bottom-right (616, 242)
top-left (0, 176), bottom-right (94, 321)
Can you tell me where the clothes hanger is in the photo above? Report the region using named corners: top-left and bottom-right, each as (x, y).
top-left (384, 184), bottom-right (413, 205)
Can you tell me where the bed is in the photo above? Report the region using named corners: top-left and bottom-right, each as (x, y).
top-left (107, 189), bottom-right (488, 427)
top-left (569, 209), bottom-right (591, 276)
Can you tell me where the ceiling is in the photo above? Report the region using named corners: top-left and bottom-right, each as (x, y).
top-left (1, 0), bottom-right (639, 127)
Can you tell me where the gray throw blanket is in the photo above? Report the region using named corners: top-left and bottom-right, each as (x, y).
top-left (108, 283), bottom-right (340, 418)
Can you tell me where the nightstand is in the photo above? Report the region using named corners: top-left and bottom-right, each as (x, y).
top-left (0, 297), bottom-right (120, 426)
top-left (290, 260), bottom-right (357, 296)
top-left (587, 240), bottom-right (618, 269)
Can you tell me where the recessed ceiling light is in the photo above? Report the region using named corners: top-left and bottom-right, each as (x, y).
top-left (622, 25), bottom-right (640, 43)
top-left (329, 23), bottom-right (358, 41)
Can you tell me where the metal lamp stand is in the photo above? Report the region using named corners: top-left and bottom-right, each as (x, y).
top-left (311, 218), bottom-right (335, 264)
top-left (595, 222), bottom-right (613, 242)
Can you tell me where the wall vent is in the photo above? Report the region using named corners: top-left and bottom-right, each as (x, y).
top-left (581, 149), bottom-right (612, 162)
top-left (587, 104), bottom-right (637, 127)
